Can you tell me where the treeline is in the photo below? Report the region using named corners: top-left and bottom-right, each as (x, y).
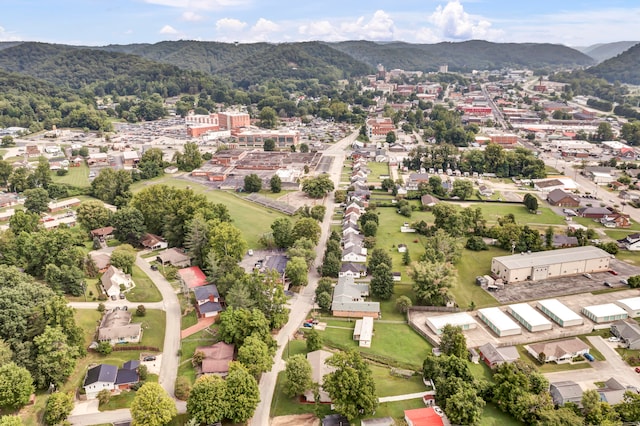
top-left (586, 98), bottom-right (612, 112)
top-left (586, 42), bottom-right (640, 85)
top-left (551, 70), bottom-right (628, 103)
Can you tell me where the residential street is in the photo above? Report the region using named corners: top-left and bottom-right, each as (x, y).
top-left (250, 130), bottom-right (357, 426)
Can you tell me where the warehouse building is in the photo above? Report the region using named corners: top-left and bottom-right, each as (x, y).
top-left (537, 299), bottom-right (584, 327)
top-left (507, 303), bottom-right (553, 332)
top-left (425, 312), bottom-right (478, 335)
top-left (490, 246), bottom-right (611, 283)
top-left (582, 303), bottom-right (629, 324)
top-left (477, 307), bottom-right (522, 337)
top-left (616, 297), bottom-right (640, 318)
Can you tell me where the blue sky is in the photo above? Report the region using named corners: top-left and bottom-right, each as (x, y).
top-left (0, 0), bottom-right (638, 47)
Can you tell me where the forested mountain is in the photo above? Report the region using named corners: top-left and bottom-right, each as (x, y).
top-left (579, 41), bottom-right (639, 63)
top-left (586, 43), bottom-right (640, 85)
top-left (328, 40), bottom-right (595, 71)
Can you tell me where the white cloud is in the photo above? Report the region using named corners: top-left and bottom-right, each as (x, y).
top-left (429, 0), bottom-right (501, 40)
top-left (159, 25), bottom-right (179, 35)
top-left (215, 18), bottom-right (247, 32)
top-left (182, 11), bottom-right (205, 22)
top-left (298, 20), bottom-right (334, 38)
top-left (144, 0), bottom-right (249, 10)
top-left (252, 18), bottom-right (279, 33)
top-left (0, 26), bottom-right (20, 41)
top-left (360, 10), bottom-right (395, 40)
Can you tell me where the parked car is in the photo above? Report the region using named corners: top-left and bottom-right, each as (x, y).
top-left (635, 367), bottom-right (640, 374)
top-left (604, 281), bottom-right (613, 288)
top-left (621, 279), bottom-right (629, 285)
top-left (608, 337), bottom-right (620, 342)
top-left (110, 294), bottom-right (117, 300)
top-left (119, 293), bottom-right (125, 299)
top-left (583, 273), bottom-right (593, 279)
top-left (609, 270), bottom-right (619, 275)
top-left (150, 264), bottom-right (158, 271)
top-left (583, 353), bottom-right (595, 362)
top-left (143, 356), bottom-right (156, 362)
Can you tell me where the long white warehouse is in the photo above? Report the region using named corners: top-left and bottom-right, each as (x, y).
top-left (537, 299), bottom-right (583, 327)
top-left (477, 307), bottom-right (522, 337)
top-left (507, 303), bottom-right (553, 332)
top-left (425, 312), bottom-right (478, 335)
top-left (616, 297), bottom-right (640, 318)
top-left (491, 246), bottom-right (611, 283)
top-left (582, 303), bottom-right (628, 324)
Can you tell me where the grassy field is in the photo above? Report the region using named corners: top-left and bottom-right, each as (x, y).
top-left (51, 164), bottom-right (90, 187)
top-left (370, 364), bottom-right (427, 397)
top-left (127, 265), bottom-right (163, 303)
top-left (481, 402), bottom-right (523, 426)
top-left (366, 162), bottom-right (390, 183)
top-left (178, 328), bottom-right (217, 385)
top-left (132, 177), bottom-right (286, 249)
top-left (453, 247), bottom-right (504, 309)
top-left (448, 201), bottom-right (566, 226)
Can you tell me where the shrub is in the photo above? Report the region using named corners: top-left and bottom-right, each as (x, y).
top-left (96, 341), bottom-right (112, 355)
top-left (136, 305), bottom-right (146, 317)
top-left (174, 377), bottom-right (191, 400)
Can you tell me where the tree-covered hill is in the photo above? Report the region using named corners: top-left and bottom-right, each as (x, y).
top-left (328, 40), bottom-right (595, 72)
top-left (579, 41), bottom-right (639, 63)
top-left (586, 42), bottom-right (640, 85)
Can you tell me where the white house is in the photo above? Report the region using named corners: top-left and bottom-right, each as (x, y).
top-left (101, 266), bottom-right (134, 298)
top-left (525, 337), bottom-right (590, 364)
top-left (341, 246), bottom-right (367, 263)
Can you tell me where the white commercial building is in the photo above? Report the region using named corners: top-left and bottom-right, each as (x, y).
top-left (582, 304), bottom-right (629, 324)
top-left (425, 312), bottom-right (478, 335)
top-left (477, 307), bottom-right (522, 337)
top-left (537, 299), bottom-right (584, 327)
top-left (507, 303), bottom-right (553, 332)
top-left (491, 246), bottom-right (611, 284)
top-left (616, 297), bottom-right (640, 318)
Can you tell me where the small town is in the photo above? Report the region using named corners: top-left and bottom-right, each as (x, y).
top-left (1, 2), bottom-right (640, 426)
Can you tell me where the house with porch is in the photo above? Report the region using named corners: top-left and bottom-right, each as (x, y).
top-left (83, 362), bottom-right (140, 399)
top-left (193, 284), bottom-right (222, 318)
top-left (101, 266), bottom-right (134, 298)
top-left (97, 309), bottom-right (142, 345)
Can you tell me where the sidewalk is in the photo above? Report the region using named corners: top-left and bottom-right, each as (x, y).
top-left (180, 316), bottom-right (216, 339)
top-left (378, 391), bottom-right (434, 403)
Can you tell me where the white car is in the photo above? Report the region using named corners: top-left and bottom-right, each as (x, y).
top-left (608, 337), bottom-right (620, 342)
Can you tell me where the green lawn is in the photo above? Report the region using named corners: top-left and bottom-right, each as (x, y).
top-left (452, 248), bottom-right (504, 309)
top-left (515, 345), bottom-right (592, 373)
top-left (138, 309), bottom-right (166, 350)
top-left (132, 177), bottom-right (287, 249)
top-left (366, 162), bottom-right (390, 183)
top-left (449, 201), bottom-right (566, 226)
top-left (74, 309), bottom-right (102, 346)
top-left (181, 309), bottom-right (198, 330)
top-left (99, 374), bottom-right (158, 411)
top-left (376, 283), bottom-right (413, 322)
top-left (127, 265), bottom-right (163, 303)
top-left (51, 164), bottom-right (90, 187)
top-left (178, 328), bottom-right (218, 385)
top-left (481, 402), bottom-right (523, 426)
top-left (370, 364), bottom-right (426, 397)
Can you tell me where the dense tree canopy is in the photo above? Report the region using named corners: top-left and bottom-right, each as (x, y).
top-left (130, 383), bottom-right (177, 426)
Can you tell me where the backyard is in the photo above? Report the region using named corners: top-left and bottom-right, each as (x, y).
top-left (50, 164), bottom-right (90, 188)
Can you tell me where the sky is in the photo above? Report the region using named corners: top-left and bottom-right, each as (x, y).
top-left (0, 0), bottom-right (639, 47)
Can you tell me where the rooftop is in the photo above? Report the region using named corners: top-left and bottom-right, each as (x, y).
top-left (508, 303), bottom-right (553, 328)
top-left (583, 303), bottom-right (628, 318)
top-left (493, 246), bottom-right (611, 270)
top-left (478, 307), bottom-right (521, 332)
top-left (537, 299), bottom-right (583, 323)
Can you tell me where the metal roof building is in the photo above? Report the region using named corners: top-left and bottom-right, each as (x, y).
top-left (491, 246), bottom-right (611, 283)
top-left (616, 297), bottom-right (640, 317)
top-left (537, 299), bottom-right (584, 327)
top-left (582, 303), bottom-right (629, 324)
top-left (477, 307), bottom-right (522, 337)
top-left (425, 312), bottom-right (478, 335)
top-left (507, 303), bottom-right (553, 332)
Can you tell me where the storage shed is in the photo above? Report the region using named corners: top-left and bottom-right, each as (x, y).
top-left (582, 303), bottom-right (629, 324)
top-left (616, 297), bottom-right (640, 318)
top-left (507, 303), bottom-right (553, 332)
top-left (425, 312), bottom-right (478, 335)
top-left (477, 307), bottom-right (522, 337)
top-left (537, 299), bottom-right (584, 327)
top-left (353, 317), bottom-right (374, 348)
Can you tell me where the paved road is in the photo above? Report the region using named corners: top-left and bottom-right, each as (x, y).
top-left (250, 129), bottom-right (358, 426)
top-left (544, 336), bottom-right (640, 391)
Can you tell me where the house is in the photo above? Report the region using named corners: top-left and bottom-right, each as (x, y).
top-left (91, 226), bottom-right (115, 240)
top-left (304, 350), bottom-right (337, 403)
top-left (552, 235), bottom-right (579, 248)
top-left (360, 418), bottom-right (395, 426)
top-left (353, 316), bottom-right (374, 348)
top-left (48, 197), bottom-right (81, 212)
top-left (420, 194), bottom-right (439, 207)
top-left (339, 262), bottom-right (367, 278)
top-left (342, 233), bottom-right (365, 250)
top-left (322, 415), bottom-right (350, 426)
top-left (525, 337), bottom-right (589, 364)
top-left (341, 246), bottom-right (367, 263)
top-left (97, 309), bottom-right (142, 345)
top-left (578, 206), bottom-right (612, 219)
top-left (478, 342), bottom-right (519, 368)
top-left (140, 233), bottom-right (168, 250)
top-left (157, 248), bottom-right (191, 268)
top-left (342, 223), bottom-right (360, 237)
top-left (193, 284), bottom-right (222, 318)
top-left (618, 233), bottom-right (640, 251)
top-left (331, 276), bottom-right (380, 318)
top-left (404, 407), bottom-right (444, 426)
top-left (122, 150), bottom-right (139, 167)
top-left (345, 202), bottom-right (366, 215)
top-left (599, 377), bottom-right (635, 405)
top-left (196, 342), bottom-right (235, 377)
top-left (546, 189), bottom-right (580, 207)
top-left (177, 266), bottom-right (207, 290)
top-left (87, 369), bottom-right (130, 402)
top-left (0, 193), bottom-right (19, 208)
top-left (90, 251), bottom-right (111, 273)
top-left (550, 381), bottom-right (583, 406)
top-left (533, 179), bottom-right (567, 193)
top-left (343, 211), bottom-right (361, 223)
top-left (478, 185), bottom-right (494, 197)
top-left (392, 272), bottom-right (401, 281)
top-left (600, 213), bottom-right (631, 228)
top-left (611, 319), bottom-right (640, 349)
top-left (262, 254), bottom-right (288, 282)
top-left (101, 266), bottom-right (134, 298)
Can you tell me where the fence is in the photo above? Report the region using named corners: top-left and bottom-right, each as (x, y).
top-left (408, 306), bottom-right (460, 313)
top-left (89, 345), bottom-right (159, 353)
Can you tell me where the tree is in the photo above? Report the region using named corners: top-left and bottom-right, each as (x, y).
top-left (259, 107), bottom-right (278, 129)
top-left (33, 157), bottom-right (53, 189)
top-left (96, 341), bottom-right (112, 355)
top-left (0, 340), bottom-right (12, 366)
top-left (306, 328), bottom-right (322, 352)
top-left (428, 175), bottom-right (446, 196)
top-left (184, 213), bottom-right (210, 268)
top-left (523, 193), bottom-right (539, 212)
top-left (0, 416), bottom-right (24, 426)
top-left (466, 236), bottom-right (488, 251)
top-left (451, 180), bottom-right (473, 200)
top-left (263, 138), bottom-right (276, 151)
top-left (44, 264), bottom-right (85, 296)
top-left (138, 147), bottom-right (165, 179)
top-left (112, 206), bottom-right (146, 245)
top-left (0, 362), bottom-right (34, 410)
top-left (44, 392), bottom-right (74, 426)
top-left (385, 131), bottom-right (397, 144)
top-left (225, 362), bottom-right (260, 423)
top-left (411, 260), bottom-right (456, 306)
top-left (323, 350), bottom-right (378, 421)
top-left (130, 383), bottom-right (177, 426)
top-left (244, 174), bottom-right (262, 193)
top-left (370, 263), bottom-right (394, 300)
top-left (76, 200), bottom-right (112, 231)
top-left (284, 354), bottom-right (312, 398)
top-left (271, 218), bottom-right (293, 249)
top-left (292, 217), bottom-right (321, 245)
top-left (1, 136), bottom-right (14, 147)
top-left (187, 375), bottom-right (228, 425)
top-left (287, 238), bottom-right (316, 268)
top-left (316, 292), bottom-right (332, 312)
top-left (23, 188), bottom-right (50, 214)
top-left (218, 307), bottom-right (274, 348)
top-left (368, 248), bottom-right (392, 271)
top-left (285, 256), bottom-right (308, 287)
top-left (396, 295), bottom-right (413, 313)
top-left (110, 244), bottom-right (136, 274)
top-left (299, 143), bottom-right (309, 153)
top-left (362, 220), bottom-right (378, 237)
top-left (9, 210), bottom-right (40, 234)
top-left (136, 305), bottom-right (147, 317)
top-left (0, 161), bottom-right (13, 186)
top-left (423, 229), bottom-right (463, 263)
top-left (237, 334), bottom-right (274, 377)
top-left (33, 326), bottom-right (80, 389)
top-left (209, 221), bottom-right (247, 262)
top-left (270, 174), bottom-right (282, 193)
top-left (439, 325), bottom-right (467, 358)
top-left (616, 390), bottom-right (640, 422)
top-left (445, 383), bottom-right (485, 425)
top-left (174, 142), bottom-right (203, 172)
top-left (8, 167), bottom-right (30, 193)
top-left (302, 174), bottom-right (334, 198)
top-left (595, 122), bottom-right (614, 141)
top-left (90, 168), bottom-right (132, 206)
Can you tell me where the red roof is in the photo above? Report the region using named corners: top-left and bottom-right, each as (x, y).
top-left (177, 266), bottom-right (207, 288)
top-left (404, 407), bottom-right (444, 426)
